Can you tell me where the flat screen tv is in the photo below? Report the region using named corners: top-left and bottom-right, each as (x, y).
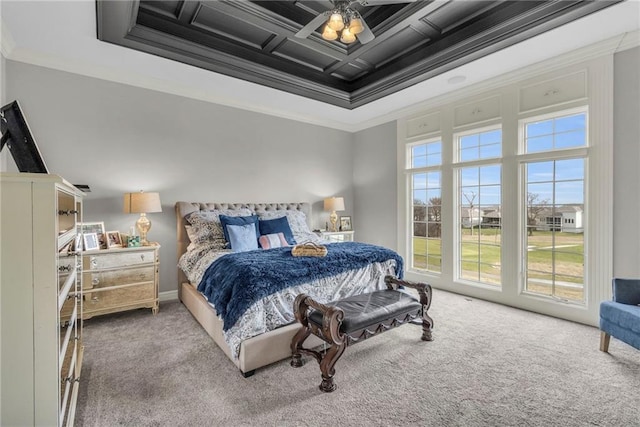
top-left (0, 100), bottom-right (48, 173)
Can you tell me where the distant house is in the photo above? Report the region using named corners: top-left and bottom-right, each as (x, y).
top-left (482, 208), bottom-right (502, 228)
top-left (461, 207), bottom-right (482, 228)
top-left (538, 205), bottom-right (584, 233)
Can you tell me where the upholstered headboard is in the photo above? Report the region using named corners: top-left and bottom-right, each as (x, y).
top-left (175, 202), bottom-right (312, 292)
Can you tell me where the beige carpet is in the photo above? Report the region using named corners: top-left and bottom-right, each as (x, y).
top-left (75, 289), bottom-right (639, 426)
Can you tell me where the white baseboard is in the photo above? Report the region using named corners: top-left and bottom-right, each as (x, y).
top-left (159, 290), bottom-right (179, 302)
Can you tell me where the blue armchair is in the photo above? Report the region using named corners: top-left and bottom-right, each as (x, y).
top-left (599, 278), bottom-right (640, 352)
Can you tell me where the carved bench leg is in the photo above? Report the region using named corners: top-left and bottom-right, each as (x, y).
top-left (291, 325), bottom-right (311, 368)
top-left (421, 311), bottom-right (434, 341)
top-left (319, 342), bottom-right (346, 392)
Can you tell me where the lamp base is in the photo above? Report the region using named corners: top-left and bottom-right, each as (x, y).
top-left (136, 213), bottom-right (152, 246)
top-left (329, 211), bottom-right (338, 232)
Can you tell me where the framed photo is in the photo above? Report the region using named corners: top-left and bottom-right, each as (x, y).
top-left (83, 232), bottom-right (100, 251)
top-left (79, 222), bottom-right (106, 249)
top-left (106, 231), bottom-right (123, 249)
top-left (340, 216), bottom-right (352, 231)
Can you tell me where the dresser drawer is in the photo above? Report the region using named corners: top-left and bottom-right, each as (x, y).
top-left (83, 265), bottom-right (155, 290)
top-left (84, 282), bottom-right (155, 312)
top-left (58, 254), bottom-right (77, 292)
top-left (84, 249), bottom-right (156, 270)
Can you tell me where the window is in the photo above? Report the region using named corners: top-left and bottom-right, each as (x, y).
top-left (455, 128), bottom-right (502, 285)
top-left (522, 111), bottom-right (586, 302)
top-left (524, 113), bottom-right (586, 153)
top-left (409, 140), bottom-right (442, 273)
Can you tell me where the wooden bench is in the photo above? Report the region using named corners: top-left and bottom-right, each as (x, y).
top-left (290, 275), bottom-right (433, 392)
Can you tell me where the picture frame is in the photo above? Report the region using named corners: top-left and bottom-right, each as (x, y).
top-left (340, 216), bottom-right (352, 231)
top-left (106, 230), bottom-right (123, 249)
top-left (83, 232), bottom-right (100, 251)
top-left (79, 221), bottom-right (106, 249)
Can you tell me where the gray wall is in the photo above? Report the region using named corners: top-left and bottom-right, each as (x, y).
top-left (613, 46), bottom-right (640, 278)
top-left (4, 60), bottom-right (355, 294)
top-left (352, 121), bottom-right (397, 250)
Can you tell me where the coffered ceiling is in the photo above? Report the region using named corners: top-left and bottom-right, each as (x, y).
top-left (96, 0), bottom-right (622, 109)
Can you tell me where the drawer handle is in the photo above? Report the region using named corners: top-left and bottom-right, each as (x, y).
top-left (58, 265), bottom-right (72, 272)
top-left (141, 254), bottom-right (145, 261)
top-left (62, 377), bottom-right (80, 384)
top-left (92, 278), bottom-right (100, 285)
top-left (58, 209), bottom-right (79, 216)
top-left (66, 293), bottom-right (81, 300)
top-left (91, 258), bottom-right (97, 268)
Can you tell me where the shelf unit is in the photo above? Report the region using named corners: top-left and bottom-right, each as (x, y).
top-left (1, 173), bottom-right (84, 426)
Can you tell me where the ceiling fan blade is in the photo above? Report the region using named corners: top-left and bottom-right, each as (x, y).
top-left (357, 0), bottom-right (417, 5)
top-left (356, 17), bottom-right (375, 44)
top-left (295, 12), bottom-right (330, 39)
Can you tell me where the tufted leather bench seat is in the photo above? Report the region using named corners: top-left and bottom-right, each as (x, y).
top-left (290, 275), bottom-right (433, 392)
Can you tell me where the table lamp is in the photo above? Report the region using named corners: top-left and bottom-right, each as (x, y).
top-left (324, 196), bottom-right (345, 232)
top-left (123, 191), bottom-right (162, 246)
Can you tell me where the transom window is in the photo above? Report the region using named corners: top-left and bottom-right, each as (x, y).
top-left (459, 128), bottom-right (501, 161)
top-left (524, 112), bottom-right (586, 153)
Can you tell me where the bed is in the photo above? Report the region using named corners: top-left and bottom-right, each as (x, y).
top-left (175, 201), bottom-right (403, 376)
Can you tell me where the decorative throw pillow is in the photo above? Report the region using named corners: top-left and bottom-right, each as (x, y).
top-left (258, 232), bottom-right (289, 249)
top-left (227, 224), bottom-right (259, 253)
top-left (185, 209), bottom-right (252, 247)
top-left (259, 210), bottom-right (322, 244)
top-left (259, 216), bottom-right (296, 245)
top-left (219, 214), bottom-right (259, 248)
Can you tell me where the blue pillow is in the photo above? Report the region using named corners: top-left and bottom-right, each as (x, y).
top-left (259, 216), bottom-right (296, 245)
top-left (219, 214), bottom-right (259, 247)
top-left (227, 224), bottom-right (259, 252)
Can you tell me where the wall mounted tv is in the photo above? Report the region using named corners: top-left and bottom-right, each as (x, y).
top-left (0, 100), bottom-right (48, 173)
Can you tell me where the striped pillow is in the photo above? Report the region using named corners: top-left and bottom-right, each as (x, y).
top-left (259, 233), bottom-right (289, 249)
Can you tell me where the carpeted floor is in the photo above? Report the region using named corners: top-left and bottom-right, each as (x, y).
top-left (75, 289), bottom-right (639, 426)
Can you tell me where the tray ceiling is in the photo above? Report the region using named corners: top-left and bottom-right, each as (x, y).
top-left (96, 0), bottom-right (621, 109)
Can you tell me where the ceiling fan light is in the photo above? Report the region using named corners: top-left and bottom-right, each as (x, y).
top-left (349, 17), bottom-right (364, 34)
top-left (327, 12), bottom-right (345, 31)
top-left (322, 25), bottom-right (338, 41)
top-left (340, 27), bottom-right (356, 44)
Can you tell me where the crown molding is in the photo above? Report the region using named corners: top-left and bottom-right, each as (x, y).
top-left (5, 45), bottom-right (358, 132)
top-left (615, 29), bottom-right (640, 53)
top-left (349, 30), bottom-right (640, 133)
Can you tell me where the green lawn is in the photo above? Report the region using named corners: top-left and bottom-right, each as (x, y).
top-left (412, 229), bottom-right (585, 294)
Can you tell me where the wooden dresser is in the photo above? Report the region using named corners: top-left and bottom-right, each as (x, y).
top-left (0, 173), bottom-right (84, 426)
top-left (81, 245), bottom-right (160, 318)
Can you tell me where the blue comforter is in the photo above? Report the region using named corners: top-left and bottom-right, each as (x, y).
top-left (197, 242), bottom-right (403, 330)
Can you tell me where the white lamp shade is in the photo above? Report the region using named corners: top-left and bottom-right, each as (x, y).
top-left (123, 192), bottom-right (162, 214)
top-left (327, 12), bottom-right (345, 31)
top-left (340, 28), bottom-right (356, 44)
top-left (322, 25), bottom-right (338, 40)
top-left (349, 17), bottom-right (364, 34)
top-left (324, 197), bottom-right (345, 212)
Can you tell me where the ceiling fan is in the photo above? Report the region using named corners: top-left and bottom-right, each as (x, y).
top-left (294, 0), bottom-right (416, 45)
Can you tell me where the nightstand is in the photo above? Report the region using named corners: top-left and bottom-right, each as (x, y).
top-left (82, 244), bottom-right (160, 319)
top-left (320, 230), bottom-right (355, 242)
